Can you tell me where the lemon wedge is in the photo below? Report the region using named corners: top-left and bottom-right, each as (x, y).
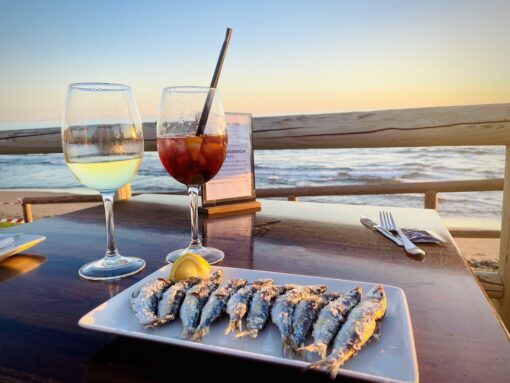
top-left (169, 253), bottom-right (211, 282)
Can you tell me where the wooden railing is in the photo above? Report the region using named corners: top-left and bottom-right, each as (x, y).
top-left (2, 103), bottom-right (510, 153)
top-left (257, 178), bottom-right (504, 209)
top-left (18, 179), bottom-right (503, 237)
top-left (1, 102), bottom-right (510, 326)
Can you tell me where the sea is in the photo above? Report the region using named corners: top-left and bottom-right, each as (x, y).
top-left (0, 143), bottom-right (504, 225)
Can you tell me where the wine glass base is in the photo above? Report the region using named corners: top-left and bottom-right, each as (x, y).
top-left (79, 255), bottom-right (146, 281)
top-left (166, 246), bottom-right (225, 265)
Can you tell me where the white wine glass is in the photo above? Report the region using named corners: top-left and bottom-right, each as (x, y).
top-left (62, 82), bottom-right (145, 280)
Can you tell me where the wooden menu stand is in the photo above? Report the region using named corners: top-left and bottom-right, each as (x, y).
top-left (201, 113), bottom-right (259, 217)
top-left (199, 200), bottom-right (261, 217)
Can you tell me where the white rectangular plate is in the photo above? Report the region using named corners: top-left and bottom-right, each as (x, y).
top-left (79, 266), bottom-right (419, 383)
top-left (0, 233), bottom-right (46, 262)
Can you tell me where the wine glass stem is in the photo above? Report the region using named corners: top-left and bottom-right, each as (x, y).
top-left (102, 192), bottom-right (119, 257)
top-left (188, 185), bottom-right (202, 248)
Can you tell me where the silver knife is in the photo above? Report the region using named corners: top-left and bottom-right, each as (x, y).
top-left (360, 216), bottom-right (403, 247)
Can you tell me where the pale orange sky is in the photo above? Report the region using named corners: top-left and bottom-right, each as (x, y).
top-left (1, 0), bottom-right (509, 124)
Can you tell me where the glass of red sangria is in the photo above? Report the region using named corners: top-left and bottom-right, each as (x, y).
top-left (157, 86), bottom-right (228, 264)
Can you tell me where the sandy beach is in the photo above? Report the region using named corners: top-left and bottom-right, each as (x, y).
top-left (0, 189), bottom-right (500, 271)
top-left (0, 190), bottom-right (101, 221)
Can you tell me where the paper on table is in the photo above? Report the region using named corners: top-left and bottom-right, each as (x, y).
top-left (0, 236), bottom-right (15, 250)
top-left (203, 114), bottom-right (254, 203)
top-left (402, 229), bottom-right (446, 244)
top-left (0, 234), bottom-right (46, 263)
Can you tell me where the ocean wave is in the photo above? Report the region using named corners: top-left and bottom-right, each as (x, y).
top-left (346, 177), bottom-right (403, 184)
top-left (296, 180), bottom-right (314, 187)
top-left (137, 168), bottom-right (167, 176)
top-left (400, 161), bottom-right (427, 167)
top-left (452, 148), bottom-right (497, 155)
top-left (256, 164), bottom-right (354, 173)
top-left (345, 170), bottom-right (403, 181)
top-left (0, 147), bottom-right (505, 219)
top-left (399, 171), bottom-right (431, 180)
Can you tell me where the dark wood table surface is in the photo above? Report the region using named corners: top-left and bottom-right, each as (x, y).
top-left (0, 194), bottom-right (509, 383)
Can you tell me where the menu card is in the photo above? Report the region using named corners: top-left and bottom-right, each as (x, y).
top-left (202, 113), bottom-right (256, 206)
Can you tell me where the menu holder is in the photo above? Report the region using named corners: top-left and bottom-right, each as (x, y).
top-left (200, 113), bottom-right (261, 216)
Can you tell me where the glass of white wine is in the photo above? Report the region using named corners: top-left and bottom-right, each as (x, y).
top-left (62, 82), bottom-right (145, 280)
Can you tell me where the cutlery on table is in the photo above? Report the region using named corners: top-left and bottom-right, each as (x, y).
top-left (379, 211), bottom-right (425, 257)
top-left (360, 216), bottom-right (403, 247)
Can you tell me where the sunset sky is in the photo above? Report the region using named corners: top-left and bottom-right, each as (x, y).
top-left (1, 0), bottom-right (509, 125)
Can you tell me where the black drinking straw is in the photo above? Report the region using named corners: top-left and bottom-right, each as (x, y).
top-left (195, 27), bottom-right (233, 136)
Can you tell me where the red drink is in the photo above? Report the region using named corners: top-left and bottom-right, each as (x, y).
top-left (158, 134), bottom-right (228, 185)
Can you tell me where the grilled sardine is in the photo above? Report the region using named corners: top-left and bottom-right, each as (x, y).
top-left (309, 285), bottom-right (386, 378)
top-left (291, 291), bottom-right (342, 350)
top-left (180, 270), bottom-right (223, 338)
top-left (225, 279), bottom-right (273, 334)
top-left (156, 277), bottom-right (201, 325)
top-left (271, 285), bottom-right (327, 352)
top-left (298, 287), bottom-right (362, 359)
top-left (131, 278), bottom-right (172, 326)
top-left (236, 285), bottom-right (289, 339)
top-left (193, 278), bottom-right (248, 340)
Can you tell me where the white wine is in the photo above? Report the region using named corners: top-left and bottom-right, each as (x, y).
top-left (67, 155), bottom-right (142, 192)
top-left (62, 83), bottom-right (146, 280)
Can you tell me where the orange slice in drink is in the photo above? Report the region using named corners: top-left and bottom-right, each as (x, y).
top-left (185, 136), bottom-right (203, 161)
top-left (202, 142), bottom-right (224, 159)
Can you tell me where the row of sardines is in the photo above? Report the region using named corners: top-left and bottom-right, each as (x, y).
top-left (130, 269), bottom-right (387, 378)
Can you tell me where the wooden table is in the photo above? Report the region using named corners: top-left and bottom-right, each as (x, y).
top-left (0, 195), bottom-right (508, 382)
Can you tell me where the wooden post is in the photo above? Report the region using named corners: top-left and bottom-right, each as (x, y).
top-left (115, 184), bottom-right (132, 201)
top-left (498, 146), bottom-right (510, 327)
top-left (21, 203), bottom-right (33, 223)
top-left (424, 191), bottom-right (438, 209)
top-left (288, 195), bottom-right (299, 202)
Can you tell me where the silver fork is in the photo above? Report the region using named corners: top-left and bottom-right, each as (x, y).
top-left (379, 211), bottom-right (425, 257)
